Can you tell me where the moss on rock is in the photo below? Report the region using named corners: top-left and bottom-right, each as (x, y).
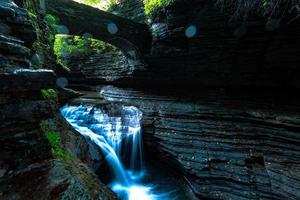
top-left (46, 131), bottom-right (75, 161)
top-left (144, 0), bottom-right (172, 15)
top-left (41, 88), bottom-right (59, 101)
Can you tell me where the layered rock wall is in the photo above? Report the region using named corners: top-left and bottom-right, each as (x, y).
top-left (145, 0), bottom-right (300, 88)
top-left (0, 2), bottom-right (117, 199)
top-left (66, 0), bottom-right (300, 89)
top-left (100, 86), bottom-right (300, 200)
top-left (0, 0), bottom-right (36, 73)
top-left (66, 45), bottom-right (146, 85)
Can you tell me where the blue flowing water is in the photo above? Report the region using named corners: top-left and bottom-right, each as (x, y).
top-left (60, 104), bottom-right (195, 200)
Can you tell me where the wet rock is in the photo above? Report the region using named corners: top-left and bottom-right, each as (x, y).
top-left (0, 69), bottom-right (56, 93)
top-left (100, 86), bottom-right (300, 200)
top-left (0, 23), bottom-right (11, 35)
top-left (0, 2), bottom-right (115, 200)
top-left (41, 116), bottom-right (104, 172)
top-left (58, 87), bottom-right (83, 104)
top-left (30, 53), bottom-right (44, 66)
top-left (0, 37), bottom-right (30, 56)
top-left (0, 1), bottom-right (36, 46)
top-left (66, 50), bottom-right (146, 85)
top-left (0, 1), bottom-right (36, 72)
top-left (142, 0), bottom-right (300, 89)
top-left (0, 69), bottom-right (58, 172)
top-left (0, 159), bottom-right (118, 200)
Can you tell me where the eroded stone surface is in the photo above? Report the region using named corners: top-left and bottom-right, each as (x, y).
top-left (100, 86), bottom-right (300, 199)
top-left (0, 159), bottom-right (117, 200)
top-left (41, 115), bottom-right (104, 172)
top-left (0, 2), bottom-right (118, 199)
top-left (0, 0), bottom-right (36, 72)
top-left (145, 0), bottom-right (300, 88)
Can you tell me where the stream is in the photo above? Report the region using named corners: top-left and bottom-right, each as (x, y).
top-left (60, 104), bottom-right (196, 200)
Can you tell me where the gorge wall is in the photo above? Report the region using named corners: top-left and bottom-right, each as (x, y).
top-left (1, 0), bottom-right (300, 199)
top-left (100, 86), bottom-right (300, 200)
top-left (65, 0), bottom-right (300, 199)
top-left (0, 1), bottom-right (117, 199)
top-left (145, 0), bottom-right (300, 88)
top-left (67, 0), bottom-right (300, 88)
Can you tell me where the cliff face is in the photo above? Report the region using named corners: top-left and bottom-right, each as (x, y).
top-left (60, 0), bottom-right (300, 199)
top-left (67, 0), bottom-right (300, 89)
top-left (66, 44), bottom-right (146, 85)
top-left (0, 0), bottom-right (36, 73)
top-left (0, 1), bottom-right (116, 199)
top-left (146, 0), bottom-right (300, 88)
top-left (2, 0), bottom-right (299, 199)
top-left (0, 0), bottom-right (52, 171)
top-left (100, 86), bottom-right (300, 200)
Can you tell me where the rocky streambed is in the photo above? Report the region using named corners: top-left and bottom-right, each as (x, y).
top-left (1, 0), bottom-right (300, 199)
top-left (65, 85), bottom-right (300, 200)
top-left (59, 91), bottom-right (197, 200)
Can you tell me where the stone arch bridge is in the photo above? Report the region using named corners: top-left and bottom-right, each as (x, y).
top-left (45, 0), bottom-right (152, 59)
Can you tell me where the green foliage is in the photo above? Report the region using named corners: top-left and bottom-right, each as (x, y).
top-left (24, 1), bottom-right (59, 70)
top-left (41, 89), bottom-right (58, 100)
top-left (45, 14), bottom-right (59, 26)
top-left (144, 0), bottom-right (172, 15)
top-left (45, 14), bottom-right (59, 43)
top-left (80, 0), bottom-right (119, 9)
top-left (54, 35), bottom-right (115, 66)
top-left (28, 11), bottom-right (36, 19)
top-left (106, 0), bottom-right (120, 10)
top-left (47, 132), bottom-right (74, 161)
top-left (82, 0), bottom-right (101, 5)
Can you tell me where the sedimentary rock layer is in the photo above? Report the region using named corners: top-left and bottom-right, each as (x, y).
top-left (145, 0), bottom-right (300, 88)
top-left (0, 2), bottom-right (117, 199)
top-left (67, 48), bottom-right (146, 85)
top-left (0, 1), bottom-right (36, 72)
top-left (100, 86), bottom-right (300, 200)
top-left (0, 159), bottom-right (117, 200)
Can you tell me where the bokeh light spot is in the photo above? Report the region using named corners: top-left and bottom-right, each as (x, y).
top-left (56, 77), bottom-right (68, 88)
top-left (185, 25), bottom-right (197, 38)
top-left (107, 22), bottom-right (118, 34)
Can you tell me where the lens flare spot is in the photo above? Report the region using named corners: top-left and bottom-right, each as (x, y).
top-left (185, 25), bottom-right (197, 38)
top-left (56, 77), bottom-right (68, 88)
top-left (107, 22), bottom-right (118, 34)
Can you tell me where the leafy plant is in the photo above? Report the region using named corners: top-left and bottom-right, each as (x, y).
top-left (45, 14), bottom-right (59, 26)
top-left (106, 0), bottom-right (120, 10)
top-left (82, 0), bottom-right (101, 5)
top-left (144, 0), bottom-right (172, 15)
top-left (79, 0), bottom-right (119, 9)
top-left (47, 131), bottom-right (74, 161)
top-left (54, 35), bottom-right (115, 66)
top-left (45, 14), bottom-right (59, 43)
top-left (41, 88), bottom-right (58, 100)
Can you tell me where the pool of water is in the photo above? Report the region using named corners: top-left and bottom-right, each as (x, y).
top-left (60, 104), bottom-right (196, 200)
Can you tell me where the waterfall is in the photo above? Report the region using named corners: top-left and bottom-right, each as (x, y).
top-left (122, 106), bottom-right (144, 174)
top-left (60, 105), bottom-right (152, 200)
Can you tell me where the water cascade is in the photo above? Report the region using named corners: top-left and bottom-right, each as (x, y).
top-left (60, 105), bottom-right (153, 200)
